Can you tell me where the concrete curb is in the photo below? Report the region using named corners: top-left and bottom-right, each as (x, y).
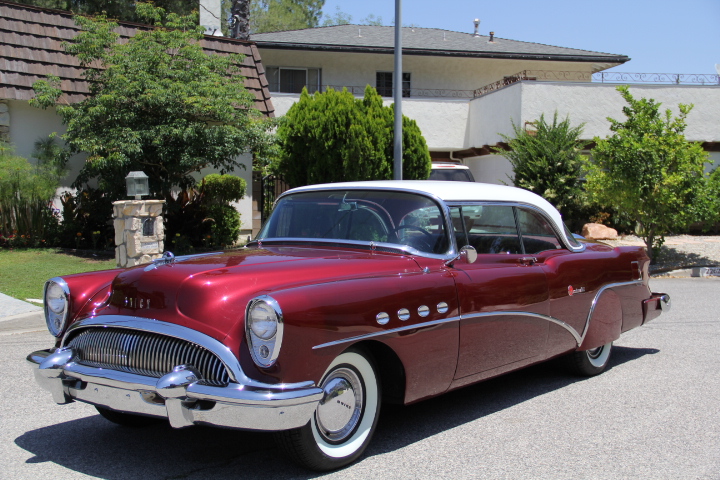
top-left (0, 310), bottom-right (46, 335)
top-left (652, 266), bottom-right (720, 278)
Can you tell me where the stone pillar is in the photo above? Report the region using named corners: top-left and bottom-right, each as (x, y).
top-left (113, 200), bottom-right (165, 268)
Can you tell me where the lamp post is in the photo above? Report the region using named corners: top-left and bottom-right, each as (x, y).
top-left (125, 171), bottom-right (149, 200)
top-left (114, 171), bottom-right (164, 267)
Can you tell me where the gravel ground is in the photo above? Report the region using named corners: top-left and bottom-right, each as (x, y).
top-left (601, 234), bottom-right (720, 273)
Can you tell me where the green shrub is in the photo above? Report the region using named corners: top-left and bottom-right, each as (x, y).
top-left (495, 112), bottom-right (590, 232)
top-left (165, 174), bottom-right (246, 251)
top-left (276, 86), bottom-right (431, 187)
top-left (586, 86), bottom-right (713, 261)
top-left (0, 142), bottom-right (62, 247)
top-left (56, 188), bottom-right (114, 250)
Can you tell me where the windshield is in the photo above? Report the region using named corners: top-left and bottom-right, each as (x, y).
top-left (257, 190), bottom-right (450, 255)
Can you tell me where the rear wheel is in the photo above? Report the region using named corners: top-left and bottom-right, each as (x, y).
top-left (95, 406), bottom-right (161, 427)
top-left (275, 350), bottom-right (381, 471)
top-left (565, 342), bottom-right (613, 376)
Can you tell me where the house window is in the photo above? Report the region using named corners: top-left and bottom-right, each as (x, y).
top-left (376, 71), bottom-right (411, 97)
top-left (266, 67), bottom-right (321, 94)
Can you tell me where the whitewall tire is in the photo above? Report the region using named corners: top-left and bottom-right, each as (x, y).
top-left (275, 349), bottom-right (381, 471)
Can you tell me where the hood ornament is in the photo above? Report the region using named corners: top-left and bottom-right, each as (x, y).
top-left (144, 251), bottom-right (176, 271)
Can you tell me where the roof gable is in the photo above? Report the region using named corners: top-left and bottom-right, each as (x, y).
top-left (251, 24), bottom-right (628, 65)
top-left (0, 0), bottom-right (274, 115)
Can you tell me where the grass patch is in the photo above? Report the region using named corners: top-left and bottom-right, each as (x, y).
top-left (0, 249), bottom-right (117, 304)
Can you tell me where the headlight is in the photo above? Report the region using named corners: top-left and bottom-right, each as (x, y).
top-left (44, 278), bottom-right (69, 337)
top-left (245, 296), bottom-right (283, 368)
top-left (248, 301), bottom-right (278, 339)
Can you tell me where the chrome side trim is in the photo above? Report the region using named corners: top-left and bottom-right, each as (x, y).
top-left (581, 280), bottom-right (644, 341)
top-left (312, 315), bottom-right (462, 350)
top-left (462, 311), bottom-right (583, 344)
top-left (312, 310), bottom-right (583, 350)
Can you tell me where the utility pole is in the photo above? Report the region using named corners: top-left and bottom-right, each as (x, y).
top-left (393, 0), bottom-right (403, 180)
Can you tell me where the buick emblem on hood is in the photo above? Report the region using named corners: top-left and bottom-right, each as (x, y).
top-left (124, 297), bottom-right (150, 309)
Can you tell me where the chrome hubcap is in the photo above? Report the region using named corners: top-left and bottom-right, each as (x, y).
top-left (316, 367), bottom-right (363, 442)
top-left (587, 346), bottom-right (603, 359)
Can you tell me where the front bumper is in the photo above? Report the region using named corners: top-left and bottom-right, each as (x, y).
top-left (28, 314), bottom-right (324, 431)
top-left (28, 348), bottom-right (322, 430)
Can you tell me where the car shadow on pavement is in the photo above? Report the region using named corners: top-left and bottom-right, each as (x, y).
top-left (15, 345), bottom-right (658, 479)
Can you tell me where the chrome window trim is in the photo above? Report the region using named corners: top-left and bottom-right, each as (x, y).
top-left (247, 237), bottom-right (454, 261)
top-left (255, 186), bottom-right (460, 260)
top-left (446, 201), bottom-right (586, 253)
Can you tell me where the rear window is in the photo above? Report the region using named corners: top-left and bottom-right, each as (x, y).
top-left (428, 168), bottom-right (475, 182)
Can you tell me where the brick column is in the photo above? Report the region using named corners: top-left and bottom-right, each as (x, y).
top-left (113, 200), bottom-right (165, 268)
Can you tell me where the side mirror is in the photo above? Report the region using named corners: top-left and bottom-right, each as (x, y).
top-left (460, 245), bottom-right (478, 264)
top-left (446, 245), bottom-right (477, 267)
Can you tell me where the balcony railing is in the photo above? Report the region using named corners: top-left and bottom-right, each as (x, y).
top-left (274, 71), bottom-right (720, 101)
top-left (316, 85), bottom-right (476, 98)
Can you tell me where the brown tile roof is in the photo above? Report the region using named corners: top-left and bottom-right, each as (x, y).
top-left (0, 0), bottom-right (274, 115)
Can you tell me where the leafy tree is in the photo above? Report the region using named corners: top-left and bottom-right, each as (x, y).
top-left (585, 85), bottom-right (712, 261)
top-left (276, 86), bottom-right (431, 187)
top-left (249, 0), bottom-right (324, 33)
top-left (496, 112), bottom-right (589, 231)
top-left (321, 7), bottom-right (383, 26)
top-left (30, 3), bottom-right (275, 203)
top-left (13, 0), bottom-right (195, 22)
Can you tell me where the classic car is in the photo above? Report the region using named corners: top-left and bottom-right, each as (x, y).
top-left (28, 180), bottom-right (670, 471)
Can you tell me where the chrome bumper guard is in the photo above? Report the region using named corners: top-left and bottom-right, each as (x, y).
top-left (642, 292), bottom-right (671, 324)
top-left (27, 347), bottom-right (323, 431)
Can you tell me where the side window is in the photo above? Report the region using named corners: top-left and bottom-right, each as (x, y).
top-left (398, 205), bottom-right (447, 254)
top-left (466, 205), bottom-right (522, 254)
top-left (450, 207), bottom-right (468, 248)
top-left (516, 209), bottom-right (562, 254)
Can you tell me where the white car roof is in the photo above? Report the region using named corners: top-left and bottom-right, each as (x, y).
top-left (288, 180), bottom-right (567, 233)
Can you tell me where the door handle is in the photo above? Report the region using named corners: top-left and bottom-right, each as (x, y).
top-left (519, 257), bottom-right (538, 266)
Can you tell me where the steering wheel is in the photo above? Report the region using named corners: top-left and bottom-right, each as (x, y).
top-left (394, 225), bottom-right (434, 252)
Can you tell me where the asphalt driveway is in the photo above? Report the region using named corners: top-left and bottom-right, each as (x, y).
top-left (1, 277), bottom-right (718, 479)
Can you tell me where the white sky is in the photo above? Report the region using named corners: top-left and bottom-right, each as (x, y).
top-left (321, 0), bottom-right (720, 75)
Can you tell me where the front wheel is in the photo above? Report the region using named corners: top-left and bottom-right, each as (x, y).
top-left (565, 342), bottom-right (613, 376)
top-left (275, 350), bottom-right (381, 471)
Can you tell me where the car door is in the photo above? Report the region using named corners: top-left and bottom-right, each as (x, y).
top-left (513, 207), bottom-right (585, 357)
top-left (449, 204), bottom-right (550, 385)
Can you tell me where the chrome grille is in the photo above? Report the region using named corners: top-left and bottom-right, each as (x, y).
top-left (66, 327), bottom-right (230, 386)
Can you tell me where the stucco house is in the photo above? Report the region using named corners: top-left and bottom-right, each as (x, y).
top-left (251, 24), bottom-right (720, 184)
top-left (0, 0), bottom-right (274, 236)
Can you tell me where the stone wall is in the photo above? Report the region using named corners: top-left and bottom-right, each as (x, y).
top-left (113, 200), bottom-right (165, 268)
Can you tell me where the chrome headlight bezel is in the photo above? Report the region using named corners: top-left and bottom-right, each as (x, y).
top-left (44, 277), bottom-right (70, 337)
top-left (245, 295), bottom-right (284, 368)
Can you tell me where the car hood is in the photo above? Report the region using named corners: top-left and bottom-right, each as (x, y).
top-left (102, 245), bottom-right (425, 341)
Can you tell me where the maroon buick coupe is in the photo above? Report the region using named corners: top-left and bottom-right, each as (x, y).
top-left (29, 181), bottom-right (669, 470)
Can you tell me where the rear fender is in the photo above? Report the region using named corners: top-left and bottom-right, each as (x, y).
top-left (579, 290), bottom-right (622, 350)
